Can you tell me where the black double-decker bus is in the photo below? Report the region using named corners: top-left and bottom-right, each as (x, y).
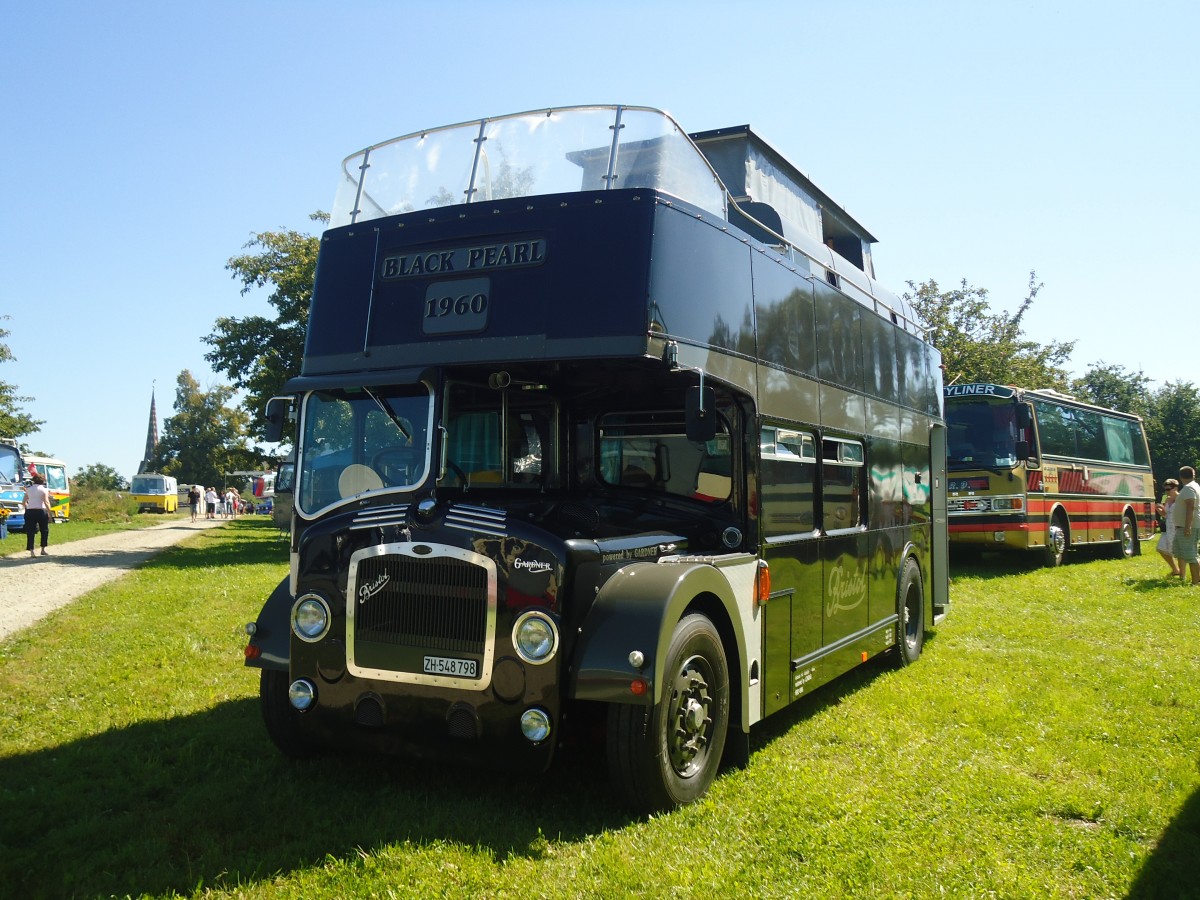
top-left (243, 106), bottom-right (948, 812)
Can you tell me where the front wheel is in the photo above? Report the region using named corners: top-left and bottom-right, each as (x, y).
top-left (260, 668), bottom-right (318, 759)
top-left (1043, 513), bottom-right (1068, 567)
top-left (607, 613), bottom-right (730, 814)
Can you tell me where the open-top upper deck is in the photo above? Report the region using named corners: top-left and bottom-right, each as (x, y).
top-left (326, 106), bottom-right (918, 329)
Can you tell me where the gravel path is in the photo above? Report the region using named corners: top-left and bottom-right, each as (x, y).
top-left (0, 518), bottom-right (228, 641)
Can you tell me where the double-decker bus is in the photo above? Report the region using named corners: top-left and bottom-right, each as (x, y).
top-left (944, 383), bottom-right (1154, 566)
top-left (22, 454), bottom-right (70, 521)
top-left (130, 473), bottom-right (179, 513)
top-left (242, 105), bottom-right (948, 812)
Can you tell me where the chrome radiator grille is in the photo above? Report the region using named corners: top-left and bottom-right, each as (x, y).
top-left (352, 552), bottom-right (489, 655)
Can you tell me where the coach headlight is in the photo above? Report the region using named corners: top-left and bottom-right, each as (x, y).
top-left (291, 594), bottom-right (331, 642)
top-left (513, 611), bottom-right (558, 664)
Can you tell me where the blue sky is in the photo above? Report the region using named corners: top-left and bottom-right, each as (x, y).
top-left (2, 0), bottom-right (1196, 479)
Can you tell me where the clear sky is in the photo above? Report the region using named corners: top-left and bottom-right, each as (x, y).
top-left (2, 0), bottom-right (1196, 480)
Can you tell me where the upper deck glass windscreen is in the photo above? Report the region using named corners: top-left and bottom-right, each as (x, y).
top-left (330, 106), bottom-right (726, 227)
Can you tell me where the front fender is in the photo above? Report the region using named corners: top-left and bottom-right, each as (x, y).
top-left (243, 577), bottom-right (293, 672)
top-left (569, 561), bottom-right (741, 706)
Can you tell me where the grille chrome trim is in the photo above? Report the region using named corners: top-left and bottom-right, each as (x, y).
top-left (345, 542), bottom-right (497, 688)
top-left (349, 504), bottom-right (412, 531)
top-left (446, 504), bottom-right (508, 537)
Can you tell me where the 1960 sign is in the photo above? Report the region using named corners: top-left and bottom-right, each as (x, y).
top-left (423, 277), bottom-right (489, 335)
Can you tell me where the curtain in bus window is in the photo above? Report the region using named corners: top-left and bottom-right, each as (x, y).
top-left (1101, 415), bottom-right (1148, 466)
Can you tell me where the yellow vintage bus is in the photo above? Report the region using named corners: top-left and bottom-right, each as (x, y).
top-left (130, 473), bottom-right (179, 513)
top-left (23, 454), bottom-right (70, 521)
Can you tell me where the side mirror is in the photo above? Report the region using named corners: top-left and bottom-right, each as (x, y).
top-left (264, 397), bottom-right (291, 444)
top-left (1016, 403), bottom-right (1033, 431)
top-left (685, 386), bottom-right (717, 443)
top-left (1015, 440), bottom-right (1030, 461)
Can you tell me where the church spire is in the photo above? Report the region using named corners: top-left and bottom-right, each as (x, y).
top-left (138, 384), bottom-right (158, 474)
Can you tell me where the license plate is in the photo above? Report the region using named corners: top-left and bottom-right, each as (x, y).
top-left (423, 655), bottom-right (478, 678)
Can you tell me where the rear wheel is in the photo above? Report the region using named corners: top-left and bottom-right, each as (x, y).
top-left (1043, 512), bottom-right (1068, 567)
top-left (1113, 513), bottom-right (1138, 559)
top-left (894, 558), bottom-right (924, 667)
top-left (607, 613), bottom-right (730, 814)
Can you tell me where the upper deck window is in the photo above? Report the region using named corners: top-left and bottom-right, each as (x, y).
top-left (330, 106), bottom-right (725, 228)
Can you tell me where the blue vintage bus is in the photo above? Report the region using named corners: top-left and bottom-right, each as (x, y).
top-left (243, 105), bottom-right (948, 812)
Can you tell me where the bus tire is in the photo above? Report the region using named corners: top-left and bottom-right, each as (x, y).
top-left (260, 668), bottom-right (318, 759)
top-left (1044, 512), bottom-right (1068, 567)
top-left (606, 613), bottom-right (730, 814)
top-left (894, 557), bottom-right (924, 667)
top-left (1113, 512), bottom-right (1138, 559)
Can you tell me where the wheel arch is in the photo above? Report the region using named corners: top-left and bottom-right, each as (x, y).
top-left (569, 561), bottom-right (746, 708)
top-left (244, 576), bottom-right (293, 672)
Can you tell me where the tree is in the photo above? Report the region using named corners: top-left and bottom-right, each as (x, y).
top-left (73, 463), bottom-right (129, 491)
top-left (204, 213), bottom-right (325, 440)
top-left (906, 272), bottom-right (1075, 390)
top-left (145, 370), bottom-right (254, 487)
top-left (0, 315), bottom-right (43, 438)
top-left (1070, 362), bottom-right (1152, 417)
top-left (1143, 381), bottom-right (1200, 490)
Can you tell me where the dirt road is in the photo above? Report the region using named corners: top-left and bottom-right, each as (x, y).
top-left (0, 518), bottom-right (227, 641)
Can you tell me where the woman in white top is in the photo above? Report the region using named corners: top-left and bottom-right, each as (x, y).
top-left (1157, 478), bottom-right (1181, 577)
top-left (23, 472), bottom-right (52, 558)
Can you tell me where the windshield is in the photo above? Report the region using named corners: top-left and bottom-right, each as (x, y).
top-left (0, 447), bottom-right (20, 485)
top-left (297, 385), bottom-right (434, 515)
top-left (946, 399), bottom-right (1019, 470)
top-left (330, 105), bottom-right (725, 228)
top-left (131, 475), bottom-right (167, 494)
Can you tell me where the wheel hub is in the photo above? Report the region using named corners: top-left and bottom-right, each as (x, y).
top-left (669, 665), bottom-right (712, 774)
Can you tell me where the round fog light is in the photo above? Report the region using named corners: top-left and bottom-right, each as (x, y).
top-left (288, 679), bottom-right (317, 711)
top-left (520, 707), bottom-right (551, 743)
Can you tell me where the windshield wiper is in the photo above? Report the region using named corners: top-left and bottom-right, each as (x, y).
top-left (362, 387), bottom-right (413, 442)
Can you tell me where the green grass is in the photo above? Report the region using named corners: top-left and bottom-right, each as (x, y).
top-left (2, 526), bottom-right (1198, 899)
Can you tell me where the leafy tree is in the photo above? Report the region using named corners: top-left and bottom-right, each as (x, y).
top-left (204, 213), bottom-right (325, 440)
top-left (145, 370), bottom-right (255, 488)
top-left (1070, 362), bottom-right (1152, 417)
top-left (73, 463), bottom-right (129, 491)
top-left (906, 272), bottom-right (1074, 390)
top-left (0, 315), bottom-right (42, 438)
top-left (1143, 381), bottom-right (1200, 490)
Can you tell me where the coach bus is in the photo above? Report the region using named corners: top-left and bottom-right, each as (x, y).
top-left (130, 472), bottom-right (179, 513)
top-left (1, 438), bottom-right (25, 530)
top-left (23, 454), bottom-right (70, 521)
top-left (944, 383), bottom-right (1154, 566)
top-left (242, 105), bottom-right (948, 813)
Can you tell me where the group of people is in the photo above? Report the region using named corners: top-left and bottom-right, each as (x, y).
top-left (186, 485), bottom-right (246, 521)
top-left (1156, 465), bottom-right (1200, 585)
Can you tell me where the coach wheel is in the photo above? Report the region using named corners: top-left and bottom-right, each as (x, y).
top-left (1113, 513), bottom-right (1137, 560)
top-left (1044, 512), bottom-right (1068, 568)
top-left (606, 613), bottom-right (730, 814)
top-left (894, 558), bottom-right (924, 667)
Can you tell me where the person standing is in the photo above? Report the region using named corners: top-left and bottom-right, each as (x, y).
top-left (1156, 478), bottom-right (1181, 577)
top-left (187, 484), bottom-right (201, 522)
top-left (23, 472), bottom-right (52, 558)
top-left (1170, 466), bottom-right (1200, 585)
top-left (204, 486), bottom-right (219, 519)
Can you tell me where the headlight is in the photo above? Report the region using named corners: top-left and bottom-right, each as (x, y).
top-left (291, 594), bottom-right (331, 642)
top-left (513, 611), bottom-right (558, 664)
top-left (289, 679), bottom-right (317, 711)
